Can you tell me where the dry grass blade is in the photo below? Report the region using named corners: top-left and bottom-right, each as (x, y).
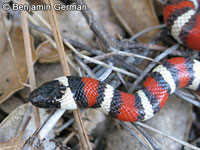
top-left (46, 0), bottom-right (92, 149)
top-left (14, 116), bottom-right (31, 150)
top-left (130, 24), bottom-right (166, 40)
top-left (46, 1), bottom-right (70, 73)
top-left (120, 121), bottom-right (154, 150)
top-left (134, 122), bottom-right (200, 150)
top-left (175, 90), bottom-right (200, 108)
top-left (20, 0), bottom-right (40, 129)
top-left (20, 3), bottom-right (36, 91)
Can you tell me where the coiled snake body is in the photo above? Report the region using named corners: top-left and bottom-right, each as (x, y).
top-left (29, 0), bottom-right (200, 122)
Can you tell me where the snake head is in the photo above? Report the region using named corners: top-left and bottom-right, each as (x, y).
top-left (29, 79), bottom-right (67, 109)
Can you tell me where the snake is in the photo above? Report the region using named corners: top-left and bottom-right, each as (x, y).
top-left (164, 0), bottom-right (200, 50)
top-left (29, 0), bottom-right (200, 122)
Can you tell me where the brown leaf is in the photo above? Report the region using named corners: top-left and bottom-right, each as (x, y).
top-left (110, 0), bottom-right (159, 42)
top-left (36, 41), bottom-right (71, 63)
top-left (0, 15), bottom-right (12, 56)
top-left (36, 41), bottom-right (59, 63)
top-left (86, 0), bottom-right (125, 37)
top-left (0, 26), bottom-right (36, 103)
top-left (0, 138), bottom-right (17, 150)
top-left (0, 96), bottom-right (25, 114)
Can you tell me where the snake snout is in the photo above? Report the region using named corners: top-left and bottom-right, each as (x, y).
top-left (29, 91), bottom-right (42, 107)
top-left (29, 89), bottom-right (50, 108)
top-left (29, 80), bottom-right (67, 109)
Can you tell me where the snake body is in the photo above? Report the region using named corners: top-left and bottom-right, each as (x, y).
top-left (164, 0), bottom-right (200, 50)
top-left (29, 0), bottom-right (200, 122)
top-left (29, 57), bottom-right (200, 122)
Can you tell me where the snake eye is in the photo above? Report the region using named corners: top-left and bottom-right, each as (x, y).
top-left (60, 85), bottom-right (67, 90)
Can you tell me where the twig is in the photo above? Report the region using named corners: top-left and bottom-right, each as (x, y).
top-left (176, 90), bottom-right (196, 99)
top-left (114, 58), bottom-right (143, 75)
top-left (74, 55), bottom-right (96, 78)
top-left (128, 44), bottom-right (179, 93)
top-left (63, 132), bottom-right (76, 145)
top-left (175, 90), bottom-right (200, 108)
top-left (116, 72), bottom-right (129, 90)
top-left (134, 122), bottom-right (200, 150)
top-left (74, 0), bottom-right (113, 50)
top-left (92, 51), bottom-right (160, 63)
top-left (55, 118), bottom-right (74, 133)
top-left (32, 11), bottom-right (52, 29)
top-left (193, 91), bottom-right (200, 102)
top-left (97, 61), bottom-right (113, 81)
top-left (130, 24), bottom-right (166, 41)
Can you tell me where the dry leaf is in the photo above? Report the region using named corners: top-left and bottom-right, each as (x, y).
top-left (0, 14), bottom-right (12, 59)
top-left (110, 0), bottom-right (159, 42)
top-left (0, 138), bottom-right (17, 150)
top-left (86, 0), bottom-right (125, 37)
top-left (36, 41), bottom-right (59, 63)
top-left (0, 96), bottom-right (24, 114)
top-left (36, 40), bottom-right (72, 63)
top-left (0, 103), bottom-right (56, 149)
top-left (0, 26), bottom-right (37, 103)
